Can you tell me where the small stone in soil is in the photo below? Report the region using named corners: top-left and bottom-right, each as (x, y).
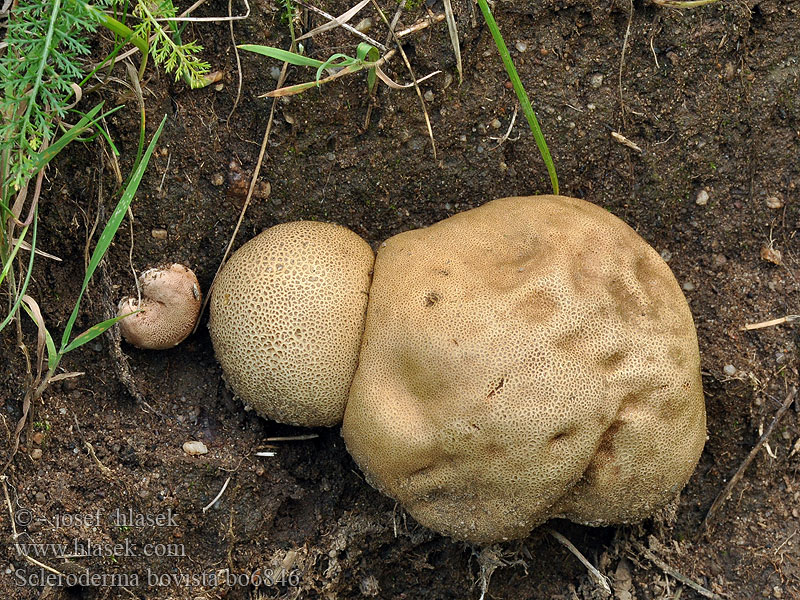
top-left (723, 364), bottom-right (737, 376)
top-left (765, 196), bottom-right (783, 209)
top-left (695, 190), bottom-right (709, 205)
top-left (183, 441), bottom-right (208, 456)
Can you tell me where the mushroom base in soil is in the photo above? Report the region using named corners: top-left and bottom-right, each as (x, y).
top-left (208, 195), bottom-right (706, 544)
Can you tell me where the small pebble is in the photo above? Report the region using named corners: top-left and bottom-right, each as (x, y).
top-left (765, 196), bottom-right (783, 209)
top-left (214, 83), bottom-right (224, 92)
top-left (760, 245), bottom-right (782, 265)
top-left (515, 41), bottom-right (528, 53)
top-left (695, 190), bottom-right (709, 206)
top-left (183, 441), bottom-right (208, 456)
top-left (355, 17), bottom-right (372, 33)
top-left (505, 81), bottom-right (513, 89)
top-left (30, 449), bottom-right (42, 460)
top-left (499, 161), bottom-right (508, 173)
top-left (724, 62), bottom-right (735, 82)
top-left (459, 134), bottom-right (467, 142)
top-left (443, 72), bottom-right (454, 89)
top-left (682, 281), bottom-right (695, 292)
top-left (32, 432), bottom-right (43, 445)
top-left (587, 103), bottom-right (596, 110)
top-left (660, 249), bottom-right (672, 262)
top-left (211, 174), bottom-right (224, 186)
top-left (490, 118), bottom-right (502, 129)
top-left (269, 66), bottom-right (282, 81)
top-left (151, 228), bottom-right (168, 240)
top-left (423, 90), bottom-right (434, 102)
top-left (589, 73), bottom-right (604, 88)
top-left (723, 364), bottom-right (737, 376)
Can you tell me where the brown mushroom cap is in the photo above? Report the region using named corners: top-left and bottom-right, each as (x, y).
top-left (117, 264), bottom-right (202, 350)
top-left (342, 195), bottom-right (706, 543)
top-left (208, 221), bottom-right (374, 427)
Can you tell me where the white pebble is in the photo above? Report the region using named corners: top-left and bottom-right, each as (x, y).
top-left (682, 281), bottom-right (695, 292)
top-left (183, 441), bottom-right (208, 456)
top-left (269, 66), bottom-right (282, 81)
top-left (423, 90), bottom-right (434, 102)
top-left (695, 190), bottom-right (709, 206)
top-left (490, 118), bottom-right (502, 129)
top-left (589, 73), bottom-right (604, 88)
top-left (723, 364), bottom-right (737, 376)
top-left (765, 196), bottom-right (783, 209)
top-left (355, 17), bottom-right (372, 33)
top-left (515, 41), bottom-right (528, 53)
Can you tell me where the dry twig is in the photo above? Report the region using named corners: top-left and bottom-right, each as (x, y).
top-left (203, 476), bottom-right (232, 513)
top-left (371, 0), bottom-right (436, 159)
top-left (741, 315), bottom-right (799, 331)
top-left (633, 541), bottom-right (724, 600)
top-left (547, 528), bottom-right (612, 594)
top-left (702, 387), bottom-right (797, 532)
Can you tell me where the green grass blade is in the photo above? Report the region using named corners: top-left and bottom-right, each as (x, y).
top-left (62, 314), bottom-right (127, 354)
top-left (83, 3), bottom-right (149, 54)
top-left (476, 0), bottom-right (559, 195)
top-left (45, 327), bottom-right (58, 370)
top-left (238, 44), bottom-right (325, 68)
top-left (59, 114), bottom-right (167, 351)
top-left (29, 102), bottom-right (105, 173)
top-left (315, 54), bottom-right (357, 83)
top-left (0, 224), bottom-right (29, 289)
top-left (0, 211), bottom-right (37, 335)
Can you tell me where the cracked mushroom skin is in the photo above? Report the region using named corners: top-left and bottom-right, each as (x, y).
top-left (342, 195), bottom-right (706, 544)
top-left (117, 264), bottom-right (201, 350)
top-left (208, 221), bottom-right (374, 427)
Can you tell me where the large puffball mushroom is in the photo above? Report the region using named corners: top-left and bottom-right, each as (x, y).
top-left (342, 195), bottom-right (706, 544)
top-left (209, 221), bottom-right (374, 427)
top-left (117, 264), bottom-right (202, 350)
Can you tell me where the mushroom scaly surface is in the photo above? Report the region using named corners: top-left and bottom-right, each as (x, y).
top-left (209, 221), bottom-right (374, 427)
top-left (343, 195), bottom-right (706, 544)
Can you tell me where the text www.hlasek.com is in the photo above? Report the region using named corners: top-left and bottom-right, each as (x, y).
top-left (16, 538), bottom-right (182, 558)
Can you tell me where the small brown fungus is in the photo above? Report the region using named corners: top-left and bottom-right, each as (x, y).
top-left (117, 264), bottom-right (201, 350)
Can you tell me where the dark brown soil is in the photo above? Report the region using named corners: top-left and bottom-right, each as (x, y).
top-left (2, 0), bottom-right (799, 598)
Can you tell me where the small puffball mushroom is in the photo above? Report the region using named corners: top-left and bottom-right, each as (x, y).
top-left (343, 195), bottom-right (706, 544)
top-left (117, 264), bottom-right (201, 350)
top-left (208, 221), bottom-right (374, 427)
